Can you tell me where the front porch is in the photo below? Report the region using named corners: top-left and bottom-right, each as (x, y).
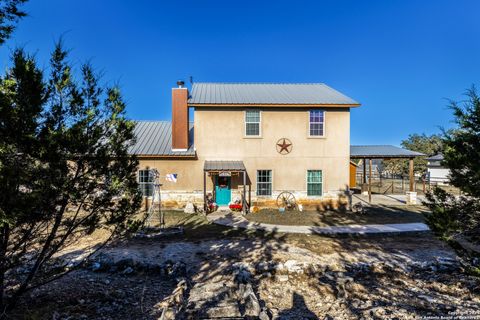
top-left (203, 160), bottom-right (251, 214)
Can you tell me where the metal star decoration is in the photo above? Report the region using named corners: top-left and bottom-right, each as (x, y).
top-left (276, 138), bottom-right (292, 154)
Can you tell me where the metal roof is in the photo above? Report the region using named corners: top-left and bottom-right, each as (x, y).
top-left (204, 160), bottom-right (246, 171)
top-left (188, 83), bottom-right (359, 106)
top-left (129, 121), bottom-right (195, 157)
top-left (350, 145), bottom-right (425, 159)
top-left (426, 153), bottom-right (444, 161)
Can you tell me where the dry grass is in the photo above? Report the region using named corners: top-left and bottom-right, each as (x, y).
top-left (142, 210), bottom-right (262, 241)
top-left (246, 205), bottom-right (427, 226)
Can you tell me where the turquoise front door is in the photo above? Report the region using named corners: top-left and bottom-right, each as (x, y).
top-left (215, 176), bottom-right (231, 205)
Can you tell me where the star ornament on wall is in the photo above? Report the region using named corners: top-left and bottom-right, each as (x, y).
top-left (276, 138), bottom-right (293, 155)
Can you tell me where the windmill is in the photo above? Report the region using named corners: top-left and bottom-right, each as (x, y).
top-left (146, 169), bottom-right (164, 228)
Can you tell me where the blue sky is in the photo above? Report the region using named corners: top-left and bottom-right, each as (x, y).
top-left (1, 0), bottom-right (479, 145)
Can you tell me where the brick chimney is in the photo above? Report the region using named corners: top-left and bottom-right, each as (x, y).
top-left (172, 80), bottom-right (189, 151)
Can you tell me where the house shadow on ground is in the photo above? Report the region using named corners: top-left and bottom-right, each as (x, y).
top-left (277, 292), bottom-right (319, 319)
top-left (121, 209), bottom-right (478, 319)
top-left (15, 209), bottom-right (480, 319)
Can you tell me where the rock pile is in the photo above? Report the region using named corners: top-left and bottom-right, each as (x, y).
top-left (133, 227), bottom-right (184, 239)
top-left (185, 263), bottom-right (272, 319)
top-left (86, 254), bottom-right (187, 278)
top-left (255, 256), bottom-right (479, 319)
top-left (155, 279), bottom-right (189, 320)
top-left (62, 254), bottom-right (475, 320)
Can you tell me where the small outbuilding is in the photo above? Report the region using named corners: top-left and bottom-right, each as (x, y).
top-left (350, 145), bottom-right (425, 202)
top-left (349, 161), bottom-right (359, 188)
top-left (426, 154), bottom-right (450, 184)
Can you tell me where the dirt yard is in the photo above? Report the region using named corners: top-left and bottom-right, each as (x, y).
top-left (11, 211), bottom-right (480, 319)
top-left (247, 205), bottom-right (427, 226)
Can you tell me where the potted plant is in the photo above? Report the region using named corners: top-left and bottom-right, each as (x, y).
top-left (229, 203), bottom-right (242, 212)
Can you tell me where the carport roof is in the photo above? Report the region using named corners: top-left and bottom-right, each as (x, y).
top-left (204, 160), bottom-right (246, 172)
top-left (350, 145), bottom-right (425, 159)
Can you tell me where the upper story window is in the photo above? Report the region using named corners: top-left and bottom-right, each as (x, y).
top-left (245, 110), bottom-right (261, 136)
top-left (309, 110), bottom-right (325, 137)
top-left (138, 169), bottom-right (154, 197)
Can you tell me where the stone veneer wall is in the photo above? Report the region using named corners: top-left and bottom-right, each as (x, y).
top-left (142, 189), bottom-right (346, 211)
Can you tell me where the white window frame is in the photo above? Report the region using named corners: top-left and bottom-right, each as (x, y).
top-left (308, 109), bottom-right (325, 138)
top-left (138, 169), bottom-right (154, 197)
top-left (256, 169), bottom-right (272, 196)
top-left (245, 109), bottom-right (262, 137)
top-left (306, 170), bottom-right (323, 197)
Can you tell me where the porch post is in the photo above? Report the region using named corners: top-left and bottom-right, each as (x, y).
top-left (243, 170), bottom-right (247, 214)
top-left (409, 158), bottom-right (414, 192)
top-left (363, 158), bottom-right (367, 183)
top-left (368, 158), bottom-right (372, 203)
top-left (203, 170), bottom-right (207, 213)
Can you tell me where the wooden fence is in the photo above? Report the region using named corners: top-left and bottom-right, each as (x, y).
top-left (354, 173), bottom-right (460, 195)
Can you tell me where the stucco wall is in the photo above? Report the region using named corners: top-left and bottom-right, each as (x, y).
top-left (137, 107), bottom-right (351, 207)
top-left (195, 107), bottom-right (350, 193)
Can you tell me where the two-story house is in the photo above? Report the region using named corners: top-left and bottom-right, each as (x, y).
top-left (129, 82), bottom-right (360, 210)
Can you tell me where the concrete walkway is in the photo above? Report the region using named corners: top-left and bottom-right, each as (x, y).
top-left (206, 211), bottom-right (430, 235)
top-left (352, 193), bottom-right (427, 206)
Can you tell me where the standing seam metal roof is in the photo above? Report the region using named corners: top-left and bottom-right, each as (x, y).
top-left (204, 161), bottom-right (246, 171)
top-left (129, 121), bottom-right (195, 156)
top-left (188, 83), bottom-right (359, 105)
top-left (350, 145), bottom-right (425, 158)
top-left (425, 154), bottom-right (444, 161)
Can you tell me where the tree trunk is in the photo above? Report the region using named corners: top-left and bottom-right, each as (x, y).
top-left (8, 198), bottom-right (69, 310)
top-left (0, 225), bottom-right (10, 309)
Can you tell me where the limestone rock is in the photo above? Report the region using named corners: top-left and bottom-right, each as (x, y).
top-left (91, 262), bottom-right (101, 272)
top-left (244, 291), bottom-right (261, 317)
top-left (259, 308), bottom-right (271, 320)
top-left (183, 202), bottom-right (196, 214)
top-left (284, 260), bottom-right (303, 273)
top-left (234, 268), bottom-right (252, 284)
top-left (276, 275), bottom-right (289, 282)
top-left (284, 260), bottom-right (297, 269)
top-left (122, 267), bottom-right (134, 275)
top-left (171, 261), bottom-right (187, 278)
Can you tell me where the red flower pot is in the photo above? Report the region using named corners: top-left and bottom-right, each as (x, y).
top-left (229, 204), bottom-right (242, 211)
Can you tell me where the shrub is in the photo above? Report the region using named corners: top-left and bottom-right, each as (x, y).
top-left (423, 187), bottom-right (480, 241)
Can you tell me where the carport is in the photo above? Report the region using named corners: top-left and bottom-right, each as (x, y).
top-left (350, 145), bottom-right (425, 203)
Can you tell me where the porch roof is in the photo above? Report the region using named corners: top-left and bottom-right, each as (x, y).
top-left (204, 160), bottom-right (246, 172)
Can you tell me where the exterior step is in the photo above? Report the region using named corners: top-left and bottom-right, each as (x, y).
top-left (216, 205), bottom-right (231, 212)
